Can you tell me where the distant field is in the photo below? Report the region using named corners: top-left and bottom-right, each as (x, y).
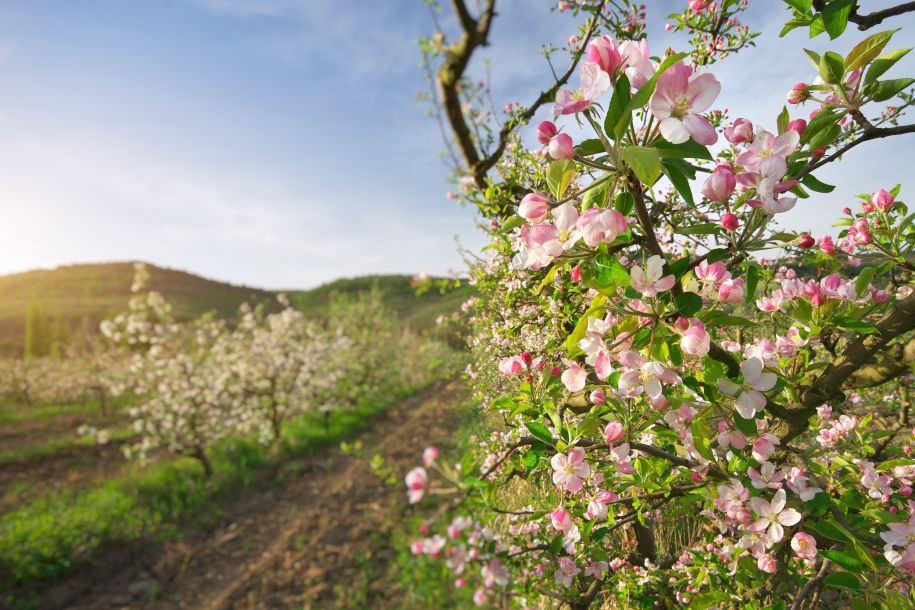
top-left (0, 262), bottom-right (472, 355)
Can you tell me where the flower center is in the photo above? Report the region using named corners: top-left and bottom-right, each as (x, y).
top-left (671, 95), bottom-right (691, 119)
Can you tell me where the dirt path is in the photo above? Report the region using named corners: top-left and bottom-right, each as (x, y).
top-left (41, 379), bottom-right (466, 610)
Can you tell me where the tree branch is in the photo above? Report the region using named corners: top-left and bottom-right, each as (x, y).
top-left (796, 124), bottom-right (915, 180)
top-left (848, 1), bottom-right (915, 30)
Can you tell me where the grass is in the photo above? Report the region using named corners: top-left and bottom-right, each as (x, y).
top-left (0, 426), bottom-right (134, 466)
top-left (0, 384), bottom-right (423, 608)
top-left (0, 394), bottom-right (134, 425)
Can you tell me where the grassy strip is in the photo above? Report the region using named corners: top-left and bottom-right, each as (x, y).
top-left (0, 427), bottom-right (134, 466)
top-left (0, 394), bottom-right (135, 425)
top-left (0, 384), bottom-right (423, 606)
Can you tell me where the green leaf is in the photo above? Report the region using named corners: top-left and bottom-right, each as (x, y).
top-left (865, 48), bottom-right (911, 84)
top-left (593, 254), bottom-right (630, 287)
top-left (615, 192), bottom-right (635, 216)
top-left (809, 13), bottom-right (826, 37)
top-left (812, 520), bottom-right (851, 542)
top-left (575, 138), bottom-right (604, 157)
top-left (535, 263), bottom-right (562, 295)
top-left (582, 178), bottom-right (610, 210)
top-left (785, 0), bottom-right (812, 12)
top-left (622, 146), bottom-right (662, 185)
top-left (675, 292), bottom-right (703, 316)
top-left (662, 161), bottom-right (694, 207)
top-left (501, 215), bottom-right (525, 233)
top-left (801, 108), bottom-right (838, 144)
top-left (801, 173), bottom-right (836, 193)
top-left (870, 77), bottom-right (915, 102)
top-left (524, 421), bottom-right (554, 445)
top-left (654, 138), bottom-right (713, 160)
top-left (691, 418), bottom-right (714, 461)
top-left (678, 223), bottom-right (719, 235)
top-left (824, 572), bottom-right (861, 592)
top-left (733, 414), bottom-right (758, 436)
top-left (605, 75), bottom-right (632, 140)
top-left (546, 159), bottom-right (576, 199)
top-left (563, 295), bottom-right (607, 355)
top-left (819, 51), bottom-right (845, 84)
top-left (777, 106), bottom-right (790, 134)
top-left (521, 449), bottom-right (539, 468)
top-left (855, 267), bottom-right (875, 297)
top-left (809, 122), bottom-right (841, 149)
top-left (822, 0), bottom-right (853, 40)
top-left (803, 48), bottom-right (822, 69)
top-left (744, 264), bottom-right (760, 305)
top-left (845, 29), bottom-right (898, 72)
top-left (822, 549), bottom-right (864, 572)
top-left (834, 316), bottom-right (878, 334)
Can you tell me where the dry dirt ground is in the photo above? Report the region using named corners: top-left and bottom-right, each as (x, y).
top-left (39, 379), bottom-right (466, 610)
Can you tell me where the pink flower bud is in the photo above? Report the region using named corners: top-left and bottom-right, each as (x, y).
top-left (537, 121), bottom-right (558, 145)
top-left (724, 118), bottom-right (754, 144)
top-left (548, 133), bottom-right (575, 160)
top-left (702, 167), bottom-right (736, 202)
top-left (787, 118), bottom-right (807, 134)
top-left (871, 188), bottom-right (894, 211)
top-left (721, 213), bottom-right (739, 232)
top-left (787, 83), bottom-right (808, 105)
top-left (796, 234), bottom-right (815, 249)
top-left (842, 207), bottom-right (852, 215)
top-left (586, 35), bottom-right (621, 74)
top-left (689, 0), bottom-right (710, 10)
top-left (590, 389), bottom-right (606, 404)
top-left (757, 554), bottom-right (777, 574)
top-left (603, 420), bottom-right (625, 444)
top-left (571, 266), bottom-right (583, 283)
top-left (518, 192), bottom-right (550, 222)
top-left (818, 235), bottom-right (836, 256)
top-left (422, 446), bottom-right (439, 467)
top-left (813, 146), bottom-right (826, 158)
top-left (550, 507), bottom-right (572, 531)
top-left (520, 351), bottom-right (533, 364)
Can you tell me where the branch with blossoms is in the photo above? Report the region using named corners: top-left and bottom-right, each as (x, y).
top-left (404, 2), bottom-right (915, 607)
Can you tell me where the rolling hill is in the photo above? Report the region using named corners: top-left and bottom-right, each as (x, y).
top-left (0, 262), bottom-right (471, 356)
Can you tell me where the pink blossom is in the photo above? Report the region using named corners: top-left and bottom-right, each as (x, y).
top-left (518, 193), bottom-right (549, 222)
top-left (423, 446), bottom-right (439, 467)
top-left (498, 356), bottom-right (526, 375)
top-left (749, 488), bottom-right (802, 543)
top-left (757, 554), bottom-right (777, 574)
top-left (561, 363), bottom-right (587, 392)
top-left (649, 61), bottom-right (720, 145)
top-left (551, 447), bottom-right (590, 492)
top-left (736, 129), bottom-right (799, 172)
top-left (405, 467), bottom-right (428, 504)
top-left (554, 557), bottom-right (580, 587)
top-left (631, 255), bottom-right (676, 296)
top-left (590, 389), bottom-right (606, 405)
top-left (554, 61), bottom-right (611, 115)
top-left (473, 589), bottom-right (487, 606)
top-left (791, 532), bottom-right (818, 559)
top-left (748, 461), bottom-right (784, 490)
top-left (681, 323), bottom-right (711, 357)
top-left (576, 208), bottom-right (628, 247)
top-left (717, 357), bottom-right (777, 419)
top-left (718, 277), bottom-right (745, 303)
top-left (549, 133), bottom-right (575, 160)
top-left (695, 260), bottom-right (731, 284)
top-left (618, 352), bottom-right (681, 398)
top-left (618, 39), bottom-right (655, 88)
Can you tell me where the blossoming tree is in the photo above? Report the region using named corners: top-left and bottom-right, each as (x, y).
top-left (408, 0), bottom-right (915, 607)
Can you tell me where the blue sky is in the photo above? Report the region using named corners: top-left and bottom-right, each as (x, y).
top-left (0, 1), bottom-right (912, 289)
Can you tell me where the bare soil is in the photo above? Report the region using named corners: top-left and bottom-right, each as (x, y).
top-left (38, 379), bottom-right (466, 610)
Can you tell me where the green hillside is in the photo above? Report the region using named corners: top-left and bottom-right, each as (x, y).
top-left (0, 263), bottom-right (469, 356)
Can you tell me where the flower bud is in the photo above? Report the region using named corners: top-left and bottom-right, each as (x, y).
top-left (548, 133), bottom-right (575, 160)
top-left (718, 278), bottom-right (745, 303)
top-left (871, 188), bottom-right (894, 211)
top-left (571, 266), bottom-right (583, 283)
top-left (603, 420), bottom-right (625, 444)
top-left (787, 118), bottom-right (807, 134)
top-left (536, 121), bottom-right (558, 145)
top-left (786, 82), bottom-right (809, 104)
top-left (818, 235), bottom-right (836, 256)
top-left (589, 389), bottom-right (606, 404)
top-left (724, 118), bottom-right (753, 144)
top-left (586, 35), bottom-right (621, 74)
top-left (518, 192), bottom-right (550, 222)
top-left (701, 167), bottom-right (736, 202)
top-left (721, 213), bottom-right (739, 232)
top-left (796, 233), bottom-right (815, 249)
